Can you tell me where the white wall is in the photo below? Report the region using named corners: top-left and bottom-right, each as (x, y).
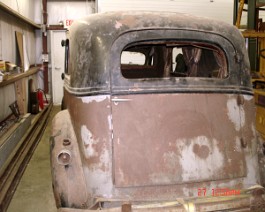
top-left (0, 0), bottom-right (41, 64)
top-left (0, 0), bottom-right (38, 21)
top-left (0, 12), bottom-right (37, 65)
top-left (97, 0), bottom-right (234, 24)
top-left (47, 1), bottom-right (95, 25)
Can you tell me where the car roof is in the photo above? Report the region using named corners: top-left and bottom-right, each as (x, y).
top-left (66, 11), bottom-right (250, 96)
top-left (71, 11), bottom-right (240, 39)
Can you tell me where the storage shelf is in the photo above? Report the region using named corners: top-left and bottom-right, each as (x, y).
top-left (0, 67), bottom-right (40, 88)
top-left (0, 2), bottom-right (41, 29)
top-left (242, 30), bottom-right (265, 38)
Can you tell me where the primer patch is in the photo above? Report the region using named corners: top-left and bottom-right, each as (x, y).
top-left (177, 136), bottom-right (224, 182)
top-left (227, 98), bottom-right (245, 131)
top-left (81, 125), bottom-right (98, 158)
top-left (115, 21), bottom-right (122, 29)
top-left (243, 95), bottom-right (253, 101)
top-left (81, 95), bottom-right (109, 104)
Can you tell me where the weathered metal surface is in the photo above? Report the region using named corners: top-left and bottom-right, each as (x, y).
top-left (112, 93), bottom-right (248, 187)
top-left (66, 11), bottom-right (251, 96)
top-left (64, 91), bottom-right (113, 207)
top-left (56, 91), bottom-right (263, 209)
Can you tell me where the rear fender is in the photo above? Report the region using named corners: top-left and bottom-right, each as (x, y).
top-left (50, 110), bottom-right (88, 208)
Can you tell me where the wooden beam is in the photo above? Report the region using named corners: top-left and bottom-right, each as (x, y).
top-left (15, 79), bottom-right (27, 115)
top-left (242, 30), bottom-right (265, 38)
top-left (0, 67), bottom-right (39, 88)
top-left (236, 0), bottom-right (245, 28)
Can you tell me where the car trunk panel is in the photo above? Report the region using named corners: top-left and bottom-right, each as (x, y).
top-left (111, 93), bottom-right (246, 187)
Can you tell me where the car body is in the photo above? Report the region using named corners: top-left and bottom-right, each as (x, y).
top-left (50, 11), bottom-right (265, 211)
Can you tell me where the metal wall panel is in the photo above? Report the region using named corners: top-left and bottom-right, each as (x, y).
top-left (0, 84), bottom-right (16, 122)
top-left (0, 10), bottom-right (36, 65)
top-left (97, 0), bottom-right (233, 24)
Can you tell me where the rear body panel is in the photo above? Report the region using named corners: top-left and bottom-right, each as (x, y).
top-left (112, 93), bottom-right (250, 187)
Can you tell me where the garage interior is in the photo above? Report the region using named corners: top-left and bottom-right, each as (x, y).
top-left (1, 0), bottom-right (265, 211)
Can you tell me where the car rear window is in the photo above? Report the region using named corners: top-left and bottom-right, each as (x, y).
top-left (121, 41), bottom-right (228, 79)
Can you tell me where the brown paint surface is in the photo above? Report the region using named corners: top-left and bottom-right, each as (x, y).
top-left (193, 144), bottom-right (210, 159)
top-left (112, 93), bottom-right (246, 187)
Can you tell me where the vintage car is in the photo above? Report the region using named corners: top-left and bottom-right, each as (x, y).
top-left (50, 11), bottom-right (265, 211)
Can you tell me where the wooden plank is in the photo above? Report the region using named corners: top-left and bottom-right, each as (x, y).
top-left (15, 31), bottom-right (24, 71)
top-left (236, 0), bottom-right (245, 28)
top-left (14, 78), bottom-right (27, 115)
top-left (0, 66), bottom-right (39, 88)
top-left (242, 30), bottom-right (265, 38)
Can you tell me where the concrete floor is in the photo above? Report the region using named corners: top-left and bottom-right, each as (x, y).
top-left (7, 106), bottom-right (60, 212)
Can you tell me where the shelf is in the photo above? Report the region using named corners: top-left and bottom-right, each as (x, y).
top-left (257, 3), bottom-right (265, 8)
top-left (0, 67), bottom-right (40, 88)
top-left (242, 30), bottom-right (265, 38)
top-left (0, 2), bottom-right (41, 29)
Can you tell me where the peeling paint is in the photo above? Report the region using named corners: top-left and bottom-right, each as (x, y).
top-left (182, 187), bottom-right (193, 197)
top-left (243, 153), bottom-right (260, 187)
top-left (80, 95), bottom-right (109, 104)
top-left (81, 125), bottom-right (99, 158)
top-left (107, 115), bottom-right (112, 131)
top-left (243, 95), bottom-right (253, 101)
top-left (234, 137), bottom-right (242, 152)
top-left (99, 144), bottom-right (110, 170)
top-left (83, 166), bottom-right (113, 197)
top-left (227, 98), bottom-right (245, 131)
top-left (176, 136), bottom-right (224, 181)
top-left (115, 21), bottom-right (122, 29)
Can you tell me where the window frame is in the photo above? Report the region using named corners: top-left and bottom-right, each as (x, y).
top-left (110, 29), bottom-right (239, 94)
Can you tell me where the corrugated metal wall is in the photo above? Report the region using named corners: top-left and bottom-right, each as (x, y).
top-left (0, 0), bottom-right (39, 66)
top-left (97, 0), bottom-right (233, 24)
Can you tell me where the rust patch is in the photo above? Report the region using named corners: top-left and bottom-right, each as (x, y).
top-left (118, 15), bottom-right (139, 28)
top-left (193, 144), bottom-right (210, 159)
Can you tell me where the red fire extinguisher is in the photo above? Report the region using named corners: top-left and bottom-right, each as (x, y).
top-left (36, 89), bottom-right (48, 110)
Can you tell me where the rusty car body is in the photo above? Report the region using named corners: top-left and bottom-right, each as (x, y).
top-left (50, 11), bottom-right (265, 211)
